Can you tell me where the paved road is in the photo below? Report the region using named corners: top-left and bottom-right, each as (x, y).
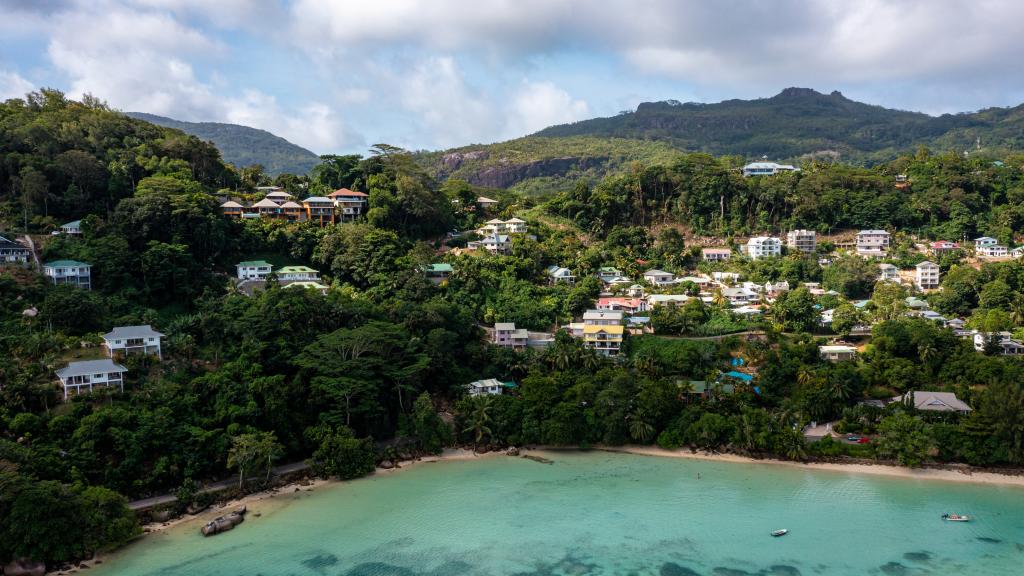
top-left (128, 461), bottom-right (310, 511)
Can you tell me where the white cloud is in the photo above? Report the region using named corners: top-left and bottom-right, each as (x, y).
top-left (395, 56), bottom-right (495, 148)
top-left (0, 69), bottom-right (35, 101)
top-left (226, 91), bottom-right (356, 152)
top-left (505, 81), bottom-right (589, 137)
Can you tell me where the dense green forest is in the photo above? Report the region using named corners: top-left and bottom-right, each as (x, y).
top-left (127, 112), bottom-right (321, 176)
top-left (419, 88), bottom-right (1024, 195)
top-left (3, 91), bottom-right (1024, 570)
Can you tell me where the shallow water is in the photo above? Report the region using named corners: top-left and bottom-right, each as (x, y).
top-left (95, 451), bottom-right (1024, 576)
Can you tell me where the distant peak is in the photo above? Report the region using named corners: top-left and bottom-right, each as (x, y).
top-left (774, 87), bottom-right (824, 99)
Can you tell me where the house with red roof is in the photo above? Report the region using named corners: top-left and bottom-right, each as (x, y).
top-left (329, 188), bottom-right (369, 221)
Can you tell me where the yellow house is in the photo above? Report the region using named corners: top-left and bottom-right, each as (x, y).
top-left (583, 324), bottom-right (624, 356)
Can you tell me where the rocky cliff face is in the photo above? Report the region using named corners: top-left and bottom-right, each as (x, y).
top-left (436, 152), bottom-right (608, 188)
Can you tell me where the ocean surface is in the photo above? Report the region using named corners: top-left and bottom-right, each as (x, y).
top-left (94, 451), bottom-right (1024, 576)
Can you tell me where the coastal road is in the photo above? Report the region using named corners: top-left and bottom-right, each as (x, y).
top-left (128, 461), bottom-right (310, 511)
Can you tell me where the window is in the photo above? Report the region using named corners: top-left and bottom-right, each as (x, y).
top-left (94, 373), bottom-right (103, 378)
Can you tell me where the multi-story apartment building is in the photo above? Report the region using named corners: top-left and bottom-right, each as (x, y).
top-left (43, 260), bottom-right (91, 290)
top-left (785, 229), bottom-right (816, 253)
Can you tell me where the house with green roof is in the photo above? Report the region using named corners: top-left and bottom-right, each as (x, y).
top-left (277, 265), bottom-right (320, 282)
top-left (44, 260), bottom-right (91, 290)
top-left (236, 260), bottom-right (272, 280)
top-left (424, 263), bottom-right (453, 284)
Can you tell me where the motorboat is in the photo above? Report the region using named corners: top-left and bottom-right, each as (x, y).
top-left (771, 529), bottom-right (789, 537)
top-left (942, 514), bottom-right (970, 522)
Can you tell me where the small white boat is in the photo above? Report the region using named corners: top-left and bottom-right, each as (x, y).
top-left (942, 514), bottom-right (970, 522)
top-left (771, 529), bottom-right (788, 537)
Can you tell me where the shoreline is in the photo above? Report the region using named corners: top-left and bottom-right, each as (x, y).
top-left (589, 445), bottom-right (1024, 488)
top-left (53, 448), bottom-right (495, 575)
top-left (57, 445), bottom-right (1024, 574)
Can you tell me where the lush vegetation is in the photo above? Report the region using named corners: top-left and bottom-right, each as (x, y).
top-left (4, 91), bottom-right (1024, 569)
top-left (419, 88), bottom-right (1024, 195)
top-left (127, 112), bottom-right (321, 176)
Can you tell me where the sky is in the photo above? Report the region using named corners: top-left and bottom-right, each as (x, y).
top-left (3, 0), bottom-right (1024, 155)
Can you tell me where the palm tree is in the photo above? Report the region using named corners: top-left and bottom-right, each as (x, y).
top-left (627, 409), bottom-right (655, 443)
top-left (796, 367), bottom-right (816, 388)
top-left (1012, 299), bottom-right (1024, 327)
top-left (712, 288), bottom-right (728, 307)
top-left (462, 397), bottom-right (493, 452)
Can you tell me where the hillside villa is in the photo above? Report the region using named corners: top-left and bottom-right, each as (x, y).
top-left (0, 235), bottom-right (30, 264)
top-left (237, 260), bottom-right (273, 280)
top-left (786, 229), bottom-right (816, 253)
top-left (55, 359), bottom-right (128, 400)
top-left (43, 260), bottom-right (91, 290)
top-left (742, 161), bottom-right (798, 177)
top-left (745, 236), bottom-right (782, 259)
top-left (424, 263), bottom-right (453, 284)
top-left (102, 325), bottom-right (164, 359)
top-left (856, 230), bottom-right (890, 257)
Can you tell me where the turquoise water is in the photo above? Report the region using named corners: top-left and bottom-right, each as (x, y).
top-left (96, 451), bottom-right (1024, 576)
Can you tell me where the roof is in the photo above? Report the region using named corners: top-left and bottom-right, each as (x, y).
top-left (237, 260), bottom-right (271, 268)
top-left (583, 310), bottom-right (624, 321)
top-left (61, 220), bottom-right (81, 228)
top-left (476, 196), bottom-right (498, 203)
top-left (583, 324), bottom-right (624, 335)
top-left (900, 391), bottom-right (971, 412)
top-left (103, 325), bottom-right (164, 340)
top-left (644, 269), bottom-right (672, 276)
top-left (56, 359), bottom-right (127, 379)
top-left (494, 322), bottom-right (517, 331)
top-left (44, 260), bottom-right (89, 268)
top-left (252, 198), bottom-right (281, 208)
top-left (329, 188), bottom-right (368, 198)
top-left (743, 161), bottom-right (796, 170)
top-left (916, 260), bottom-right (939, 269)
top-left (598, 266), bottom-right (622, 273)
top-left (283, 281), bottom-right (328, 290)
top-left (858, 229), bottom-right (889, 235)
top-left (468, 378), bottom-right (515, 389)
top-left (265, 190), bottom-right (292, 197)
top-left (702, 247), bottom-right (732, 254)
top-left (0, 235), bottom-right (27, 250)
top-left (220, 200), bottom-right (244, 208)
top-left (277, 265), bottom-right (318, 274)
top-left (303, 196), bottom-right (333, 203)
top-left (279, 201), bottom-right (302, 208)
top-left (547, 265), bottom-right (573, 276)
top-left (820, 345), bottom-right (856, 353)
top-left (505, 217), bottom-right (526, 223)
top-left (426, 263), bottom-right (453, 273)
top-left (485, 218), bottom-right (505, 225)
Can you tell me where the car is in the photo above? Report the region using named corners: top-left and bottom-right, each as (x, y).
top-left (856, 437), bottom-right (871, 444)
top-left (846, 435), bottom-right (862, 442)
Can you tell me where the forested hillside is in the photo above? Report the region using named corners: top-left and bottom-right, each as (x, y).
top-left (419, 88), bottom-right (1024, 194)
top-left (4, 91), bottom-right (1024, 572)
top-left (127, 112), bottom-right (321, 176)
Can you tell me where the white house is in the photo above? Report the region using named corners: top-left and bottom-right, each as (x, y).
top-left (819, 345), bottom-right (857, 361)
top-left (43, 260), bottom-right (91, 290)
top-left (546, 265), bottom-right (576, 285)
top-left (977, 244), bottom-right (1008, 258)
top-left (55, 359), bottom-right (128, 400)
top-left (476, 196), bottom-right (499, 209)
top-left (648, 294), bottom-right (690, 307)
top-left (915, 261), bottom-right (940, 290)
top-left (643, 269), bottom-right (677, 286)
top-left (973, 332), bottom-right (1024, 355)
top-left (469, 234), bottom-right (512, 255)
top-left (722, 287), bottom-right (759, 305)
top-left (742, 161), bottom-right (798, 177)
top-left (785, 229), bottom-right (816, 253)
top-left (237, 260), bottom-right (273, 280)
top-left (583, 309), bottom-right (624, 326)
top-left (59, 220), bottom-right (82, 235)
top-left (974, 236), bottom-right (999, 250)
top-left (746, 236), bottom-right (782, 260)
top-left (702, 248), bottom-right (732, 262)
top-left (878, 263), bottom-right (900, 283)
top-left (276, 265), bottom-right (320, 282)
top-left (103, 325), bottom-right (164, 359)
top-left (467, 378), bottom-right (509, 397)
top-left (894, 391), bottom-right (971, 414)
top-left (494, 322), bottom-right (528, 350)
top-left (0, 235), bottom-right (30, 264)
top-left (712, 271), bottom-right (740, 284)
top-left (328, 188), bottom-right (369, 220)
top-left (856, 230), bottom-right (890, 257)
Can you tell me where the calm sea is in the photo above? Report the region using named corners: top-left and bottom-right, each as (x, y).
top-left (94, 451), bottom-right (1024, 575)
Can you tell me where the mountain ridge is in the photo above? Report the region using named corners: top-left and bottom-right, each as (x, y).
top-left (417, 88), bottom-right (1024, 193)
top-left (126, 112), bottom-right (321, 175)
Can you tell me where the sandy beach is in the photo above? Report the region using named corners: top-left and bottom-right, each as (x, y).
top-left (590, 444), bottom-right (1024, 488)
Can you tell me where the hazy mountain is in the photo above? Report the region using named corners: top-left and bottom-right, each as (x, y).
top-left (421, 88), bottom-right (1024, 193)
top-left (126, 112), bottom-right (321, 175)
